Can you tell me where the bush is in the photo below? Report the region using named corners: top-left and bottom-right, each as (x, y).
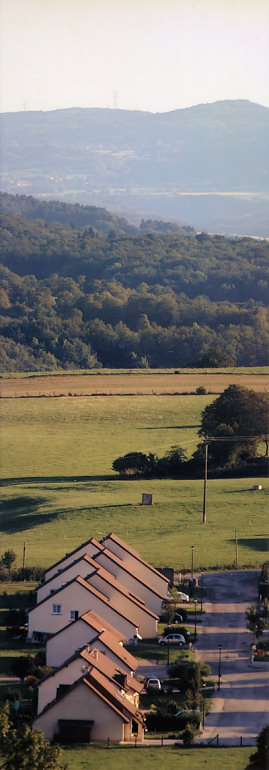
top-left (196, 386), bottom-right (207, 395)
top-left (182, 724), bottom-right (195, 746)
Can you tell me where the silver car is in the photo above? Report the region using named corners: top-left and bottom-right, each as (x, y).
top-left (158, 633), bottom-right (186, 646)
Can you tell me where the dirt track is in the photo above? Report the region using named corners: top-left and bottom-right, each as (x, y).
top-left (1, 372), bottom-right (268, 398)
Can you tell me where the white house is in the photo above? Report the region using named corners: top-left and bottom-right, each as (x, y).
top-left (46, 609), bottom-right (139, 672)
top-left (33, 667), bottom-right (144, 743)
top-left (28, 576), bottom-right (139, 643)
top-left (38, 647), bottom-right (143, 715)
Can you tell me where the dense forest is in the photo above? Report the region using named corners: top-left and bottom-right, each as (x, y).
top-left (0, 193), bottom-right (268, 372)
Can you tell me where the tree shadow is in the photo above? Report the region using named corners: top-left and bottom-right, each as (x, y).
top-left (237, 537), bottom-right (269, 552)
top-left (0, 495), bottom-right (59, 534)
top-left (0, 474), bottom-right (116, 488)
top-left (141, 425), bottom-right (200, 430)
top-left (0, 495), bottom-right (134, 534)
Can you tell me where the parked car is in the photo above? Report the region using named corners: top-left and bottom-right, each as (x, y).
top-left (177, 591), bottom-right (189, 602)
top-left (158, 633), bottom-right (186, 647)
top-left (146, 677), bottom-right (161, 690)
top-left (173, 613), bottom-right (183, 623)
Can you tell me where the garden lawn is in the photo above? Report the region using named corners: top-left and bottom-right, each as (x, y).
top-left (61, 745), bottom-right (252, 770)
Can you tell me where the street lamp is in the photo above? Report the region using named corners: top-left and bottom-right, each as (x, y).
top-left (202, 686), bottom-right (206, 729)
top-left (194, 599), bottom-right (197, 641)
top-left (191, 545), bottom-right (194, 580)
top-left (218, 644), bottom-right (222, 690)
top-left (167, 636), bottom-right (170, 667)
top-left (200, 571), bottom-right (204, 612)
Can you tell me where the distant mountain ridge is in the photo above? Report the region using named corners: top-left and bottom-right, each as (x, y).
top-left (1, 100), bottom-right (268, 235)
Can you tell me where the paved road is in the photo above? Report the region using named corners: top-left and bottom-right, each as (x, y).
top-left (196, 570), bottom-right (269, 746)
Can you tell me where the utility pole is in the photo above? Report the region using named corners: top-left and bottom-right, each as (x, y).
top-left (200, 572), bottom-right (204, 612)
top-left (22, 542), bottom-right (26, 579)
top-left (202, 442), bottom-right (208, 523)
top-left (235, 530), bottom-right (238, 569)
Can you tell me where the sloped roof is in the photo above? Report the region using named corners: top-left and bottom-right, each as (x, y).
top-left (85, 630), bottom-right (139, 671)
top-left (43, 537), bottom-right (102, 577)
top-left (94, 547), bottom-right (164, 597)
top-left (84, 668), bottom-right (143, 722)
top-left (101, 533), bottom-right (169, 583)
top-left (80, 647), bottom-right (142, 691)
top-left (35, 669), bottom-right (143, 724)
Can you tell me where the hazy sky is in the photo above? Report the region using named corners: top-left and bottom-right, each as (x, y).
top-left (1, 0), bottom-right (268, 114)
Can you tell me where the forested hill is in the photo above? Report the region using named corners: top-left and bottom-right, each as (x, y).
top-left (0, 200), bottom-right (268, 371)
top-left (0, 192), bottom-right (193, 237)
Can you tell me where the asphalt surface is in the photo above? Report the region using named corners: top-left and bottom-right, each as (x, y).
top-left (136, 570), bottom-right (269, 746)
top-left (196, 570), bottom-right (269, 746)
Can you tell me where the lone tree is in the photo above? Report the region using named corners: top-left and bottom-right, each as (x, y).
top-left (0, 550), bottom-right (16, 571)
top-left (197, 385), bottom-right (269, 467)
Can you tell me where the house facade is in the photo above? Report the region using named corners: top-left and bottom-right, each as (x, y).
top-left (33, 671), bottom-right (144, 743)
top-left (46, 610), bottom-right (138, 672)
top-left (28, 577), bottom-right (139, 643)
top-left (38, 647), bottom-right (142, 714)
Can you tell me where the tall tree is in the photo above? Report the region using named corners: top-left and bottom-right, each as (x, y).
top-left (198, 385), bottom-right (269, 466)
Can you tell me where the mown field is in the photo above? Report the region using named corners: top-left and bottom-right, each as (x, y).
top-left (1, 366), bottom-right (268, 397)
top-left (0, 388), bottom-right (268, 571)
top-left (60, 745), bottom-right (253, 770)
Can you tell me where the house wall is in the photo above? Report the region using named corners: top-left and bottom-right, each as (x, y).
top-left (95, 552), bottom-right (163, 615)
top-left (38, 656), bottom-right (137, 715)
top-left (102, 536), bottom-right (168, 596)
top-left (44, 541), bottom-right (101, 583)
top-left (38, 657), bottom-right (85, 714)
top-left (28, 581), bottom-right (138, 642)
top-left (86, 573), bottom-right (157, 637)
top-left (33, 682), bottom-right (125, 742)
top-left (46, 624), bottom-right (133, 674)
top-left (37, 559), bottom-right (96, 603)
top-left (46, 619), bottom-right (97, 667)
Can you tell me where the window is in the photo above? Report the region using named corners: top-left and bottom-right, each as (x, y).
top-left (52, 603), bottom-right (62, 614)
top-left (70, 610), bottom-right (79, 621)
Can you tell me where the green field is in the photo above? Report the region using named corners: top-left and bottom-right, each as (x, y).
top-left (1, 394), bottom-right (268, 571)
top-left (60, 745), bottom-right (253, 770)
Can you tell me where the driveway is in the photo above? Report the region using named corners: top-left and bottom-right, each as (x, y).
top-left (196, 570), bottom-right (269, 746)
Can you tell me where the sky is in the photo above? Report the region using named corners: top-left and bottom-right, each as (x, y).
top-left (1, 0), bottom-right (269, 114)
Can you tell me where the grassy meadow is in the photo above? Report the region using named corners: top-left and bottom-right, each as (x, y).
top-left (0, 389), bottom-right (268, 571)
top-left (60, 746), bottom-right (253, 770)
